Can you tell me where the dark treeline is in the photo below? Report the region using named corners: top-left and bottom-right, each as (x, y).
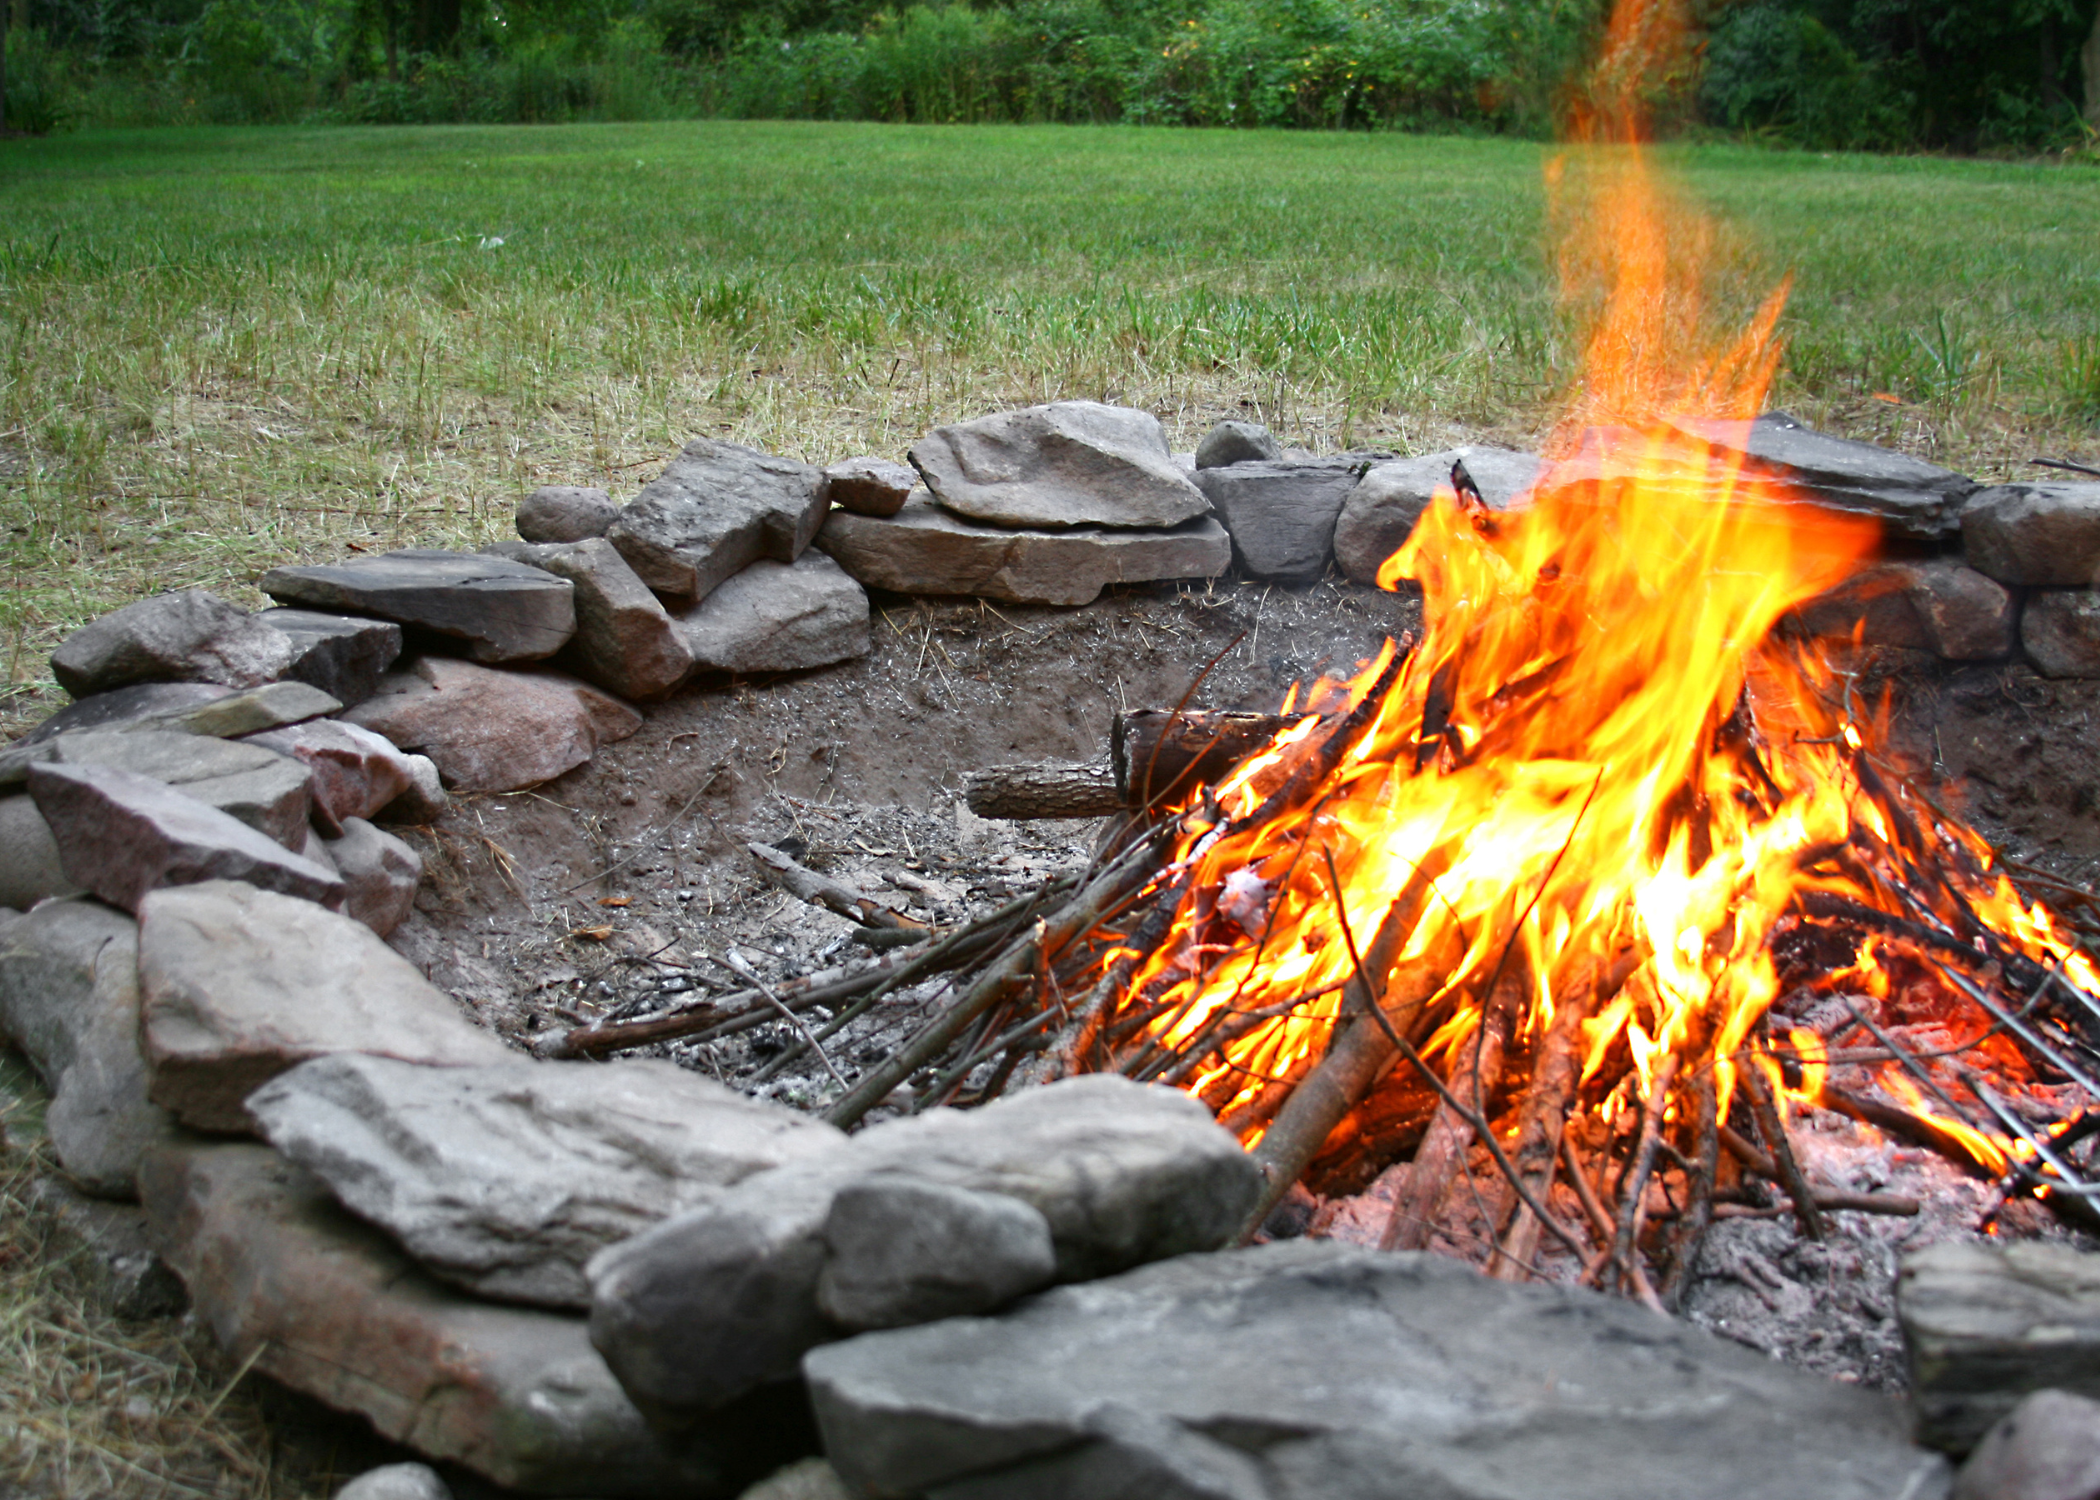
top-left (3, 0), bottom-right (2097, 152)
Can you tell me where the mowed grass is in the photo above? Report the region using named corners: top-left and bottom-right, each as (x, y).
top-left (1, 120), bottom-right (2098, 732)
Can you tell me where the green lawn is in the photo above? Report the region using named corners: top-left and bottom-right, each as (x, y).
top-left (1, 120), bottom-right (2097, 728)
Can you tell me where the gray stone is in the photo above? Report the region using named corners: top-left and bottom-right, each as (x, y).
top-left (246, 1052), bottom-right (845, 1310)
top-left (28, 762), bottom-right (342, 916)
top-left (587, 1075), bottom-right (1259, 1421)
top-left (1666, 410), bottom-right (1975, 540)
top-left (124, 679), bottom-right (343, 739)
top-left (1964, 484), bottom-right (2100, 587)
top-left (50, 591), bottom-right (295, 698)
top-left (21, 1170), bottom-right (188, 1319)
top-left (808, 1239), bottom-right (1948, 1500)
top-left (245, 719), bottom-right (415, 836)
top-left (736, 1458), bottom-right (849, 1500)
top-left (485, 538), bottom-right (692, 700)
top-left (815, 1176), bottom-right (1056, 1332)
top-left (1193, 458), bottom-right (1378, 585)
top-left (0, 794), bottom-right (81, 909)
top-left (336, 1463), bottom-right (453, 1500)
top-left (517, 485), bottom-right (619, 545)
top-left (1902, 1240), bottom-right (2100, 1453)
top-left (2023, 591), bottom-right (2100, 678)
top-left (1792, 560), bottom-right (2017, 661)
top-left (607, 439), bottom-right (829, 601)
top-left (139, 1142), bottom-right (751, 1496)
top-left (136, 881), bottom-right (510, 1133)
top-left (910, 402), bottom-right (1211, 531)
top-left (1952, 1389), bottom-right (2100, 1500)
top-left (379, 753), bottom-right (448, 824)
top-left (257, 609), bottom-right (405, 709)
top-left (343, 658), bottom-right (642, 795)
top-left (44, 729), bottom-right (313, 848)
top-left (677, 554), bottom-right (871, 676)
top-left (1333, 447), bottom-right (1544, 585)
top-left (16, 682), bottom-right (235, 746)
top-left (261, 550), bottom-right (576, 665)
top-left (816, 494), bottom-right (1231, 607)
top-left (322, 818), bottom-right (421, 938)
top-left (822, 457), bottom-right (916, 518)
top-left (0, 900), bottom-right (177, 1198)
top-left (1194, 420), bottom-right (1282, 469)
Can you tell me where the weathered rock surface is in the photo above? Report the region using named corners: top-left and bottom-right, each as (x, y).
top-left (17, 682), bottom-right (235, 745)
top-left (910, 402), bottom-right (1210, 531)
top-left (344, 657), bottom-right (642, 794)
top-left (336, 1463), bottom-right (454, 1500)
top-left (587, 1076), bottom-right (1259, 1421)
top-left (380, 753), bottom-right (449, 824)
top-left (50, 591), bottom-right (295, 698)
top-left (1193, 457), bottom-right (1379, 585)
top-left (0, 900), bottom-right (176, 1197)
top-left (822, 458), bottom-right (916, 518)
top-left (0, 793), bottom-right (81, 909)
top-left (42, 729), bottom-right (314, 848)
top-left (815, 1176), bottom-right (1057, 1332)
top-left (125, 679), bottom-right (343, 739)
top-left (1963, 484), bottom-right (2100, 587)
top-left (1951, 1389), bottom-right (2100, 1500)
top-left (1194, 420), bottom-right (1283, 469)
top-left (607, 439), bottom-right (829, 601)
top-left (139, 1141), bottom-right (771, 1496)
top-left (518, 485), bottom-right (619, 545)
top-left (1333, 446), bottom-right (1543, 585)
top-left (486, 538), bottom-right (692, 700)
top-left (2022, 591), bottom-right (2100, 679)
top-left (256, 609), bottom-right (404, 709)
top-left (1792, 560), bottom-right (2017, 661)
top-left (261, 550), bottom-right (577, 665)
top-left (816, 494), bottom-right (1231, 607)
top-left (245, 719), bottom-right (416, 835)
top-left (677, 555), bottom-right (871, 676)
top-left (322, 818), bottom-right (422, 937)
top-left (1666, 411), bottom-right (1975, 540)
top-left (136, 881), bottom-right (509, 1133)
top-left (247, 1053), bottom-right (845, 1309)
top-left (1902, 1240), bottom-right (2100, 1452)
top-left (808, 1240), bottom-right (1947, 1500)
top-left (28, 762), bottom-right (342, 915)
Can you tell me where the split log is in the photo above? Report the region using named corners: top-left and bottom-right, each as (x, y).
top-left (962, 763), bottom-right (1124, 821)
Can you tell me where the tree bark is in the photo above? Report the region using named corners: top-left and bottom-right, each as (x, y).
top-left (963, 763), bottom-right (1123, 820)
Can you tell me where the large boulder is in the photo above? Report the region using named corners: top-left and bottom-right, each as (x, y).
top-left (822, 458), bottom-right (916, 519)
top-left (1664, 411), bottom-right (1974, 540)
top-left (261, 550), bottom-right (577, 665)
top-left (517, 485), bottom-right (619, 545)
top-left (0, 793), bottom-right (80, 909)
top-left (1333, 447), bottom-right (1543, 585)
top-left (343, 658), bottom-right (642, 794)
top-left (2021, 591), bottom-right (2100, 678)
top-left (49, 591), bottom-right (295, 699)
top-left (676, 554), bottom-right (870, 676)
top-left (606, 439), bottom-right (829, 602)
top-left (36, 729), bottom-right (314, 847)
top-left (808, 1240), bottom-right (1947, 1500)
top-left (246, 1053), bottom-right (846, 1309)
top-left (255, 609), bottom-right (404, 709)
top-left (0, 900), bottom-right (176, 1198)
top-left (816, 493), bottom-right (1230, 607)
top-left (909, 403), bottom-right (1211, 531)
top-left (245, 719), bottom-right (416, 835)
top-left (1963, 484), bottom-right (2100, 587)
top-left (485, 538), bottom-right (693, 700)
top-left (136, 881), bottom-right (510, 1133)
top-left (1192, 457), bottom-right (1381, 586)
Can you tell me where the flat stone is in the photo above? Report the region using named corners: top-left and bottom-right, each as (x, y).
top-left (0, 900), bottom-right (177, 1198)
top-left (808, 1240), bottom-right (1947, 1500)
top-left (246, 1052), bottom-right (845, 1310)
top-left (1333, 447), bottom-right (1543, 585)
top-left (910, 402), bottom-right (1211, 531)
top-left (587, 1075), bottom-right (1259, 1422)
top-left (1792, 560), bottom-right (2017, 661)
top-left (2023, 592), bottom-right (2100, 679)
top-left (379, 753), bottom-right (448, 824)
top-left (45, 729), bottom-right (313, 848)
top-left (50, 590), bottom-right (295, 698)
top-left (822, 458), bottom-right (916, 518)
top-left (1902, 1240), bottom-right (2100, 1452)
top-left (486, 539), bottom-right (692, 700)
top-left (336, 1464), bottom-right (453, 1500)
top-left (139, 1141), bottom-right (777, 1496)
top-left (124, 679), bottom-right (343, 739)
top-left (1964, 485), bottom-right (2100, 587)
top-left (16, 682), bottom-right (234, 746)
top-left (256, 609), bottom-right (405, 709)
top-left (1951, 1389), bottom-right (2100, 1500)
top-left (607, 439), bottom-right (829, 601)
top-left (815, 1176), bottom-right (1056, 1332)
top-left (676, 554), bottom-right (870, 676)
top-left (244, 719), bottom-right (415, 836)
top-left (261, 550), bottom-right (576, 665)
top-left (1194, 420), bottom-right (1283, 469)
top-left (322, 818), bottom-right (421, 938)
top-left (1666, 411), bottom-right (1974, 540)
top-left (0, 793), bottom-right (81, 909)
top-left (816, 494), bottom-right (1231, 607)
top-left (343, 658), bottom-right (642, 794)
top-left (517, 485), bottom-right (619, 545)
top-left (136, 881), bottom-right (510, 1133)
top-left (1192, 457), bottom-right (1380, 585)
top-left (28, 763), bottom-right (342, 916)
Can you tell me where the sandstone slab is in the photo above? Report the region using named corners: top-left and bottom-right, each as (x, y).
top-left (1964, 484), bottom-right (2100, 587)
top-left (262, 550), bottom-right (576, 664)
top-left (16, 682), bottom-right (235, 746)
top-left (822, 458), bottom-right (915, 518)
top-left (246, 1052), bottom-right (845, 1309)
top-left (344, 658), bottom-right (642, 794)
top-left (518, 485), bottom-right (619, 544)
top-left (50, 590), bottom-right (295, 698)
top-left (677, 554), bottom-right (870, 676)
top-left (0, 793), bottom-right (81, 909)
top-left (809, 1240), bottom-right (1947, 1500)
top-left (125, 679), bottom-right (342, 739)
top-left (136, 881), bottom-right (509, 1133)
top-left (486, 538), bottom-right (692, 700)
top-left (909, 402), bottom-right (1210, 531)
top-left (1192, 457), bottom-right (1377, 585)
top-left (245, 719), bottom-right (416, 836)
top-left (44, 728), bottom-right (313, 847)
top-left (1333, 446), bottom-right (1543, 585)
top-left (2023, 591), bottom-right (2100, 678)
top-left (256, 609), bottom-right (404, 709)
top-left (816, 494), bottom-right (1230, 607)
top-left (322, 818), bottom-right (422, 938)
top-left (1667, 411), bottom-right (1974, 540)
top-left (1194, 420), bottom-right (1282, 469)
top-left (607, 439), bottom-right (828, 601)
top-left (1792, 560), bottom-right (2017, 661)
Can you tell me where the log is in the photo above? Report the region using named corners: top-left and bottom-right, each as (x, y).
top-left (1112, 709), bottom-right (1300, 807)
top-left (962, 763), bottom-right (1123, 820)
